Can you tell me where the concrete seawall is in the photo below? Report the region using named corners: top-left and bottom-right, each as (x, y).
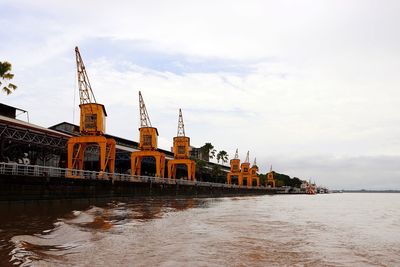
top-left (0, 174), bottom-right (276, 201)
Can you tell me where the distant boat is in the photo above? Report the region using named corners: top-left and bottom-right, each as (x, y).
top-left (306, 183), bottom-right (316, 194)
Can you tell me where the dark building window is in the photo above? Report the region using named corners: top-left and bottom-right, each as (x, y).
top-left (143, 135), bottom-right (152, 146)
top-left (85, 114), bottom-right (97, 129)
top-left (178, 146), bottom-right (185, 154)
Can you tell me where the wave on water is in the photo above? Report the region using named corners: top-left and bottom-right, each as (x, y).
top-left (9, 204), bottom-right (120, 266)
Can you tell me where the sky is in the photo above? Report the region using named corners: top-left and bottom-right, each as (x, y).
top-left (1, 0), bottom-right (400, 189)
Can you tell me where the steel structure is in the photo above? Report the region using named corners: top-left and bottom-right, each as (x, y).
top-left (139, 91), bottom-right (152, 127)
top-left (167, 109), bottom-right (195, 181)
top-left (0, 122), bottom-right (67, 150)
top-left (131, 92), bottom-right (165, 177)
top-left (67, 47), bottom-right (116, 177)
top-left (176, 108), bottom-right (185, 137)
top-left (75, 46), bottom-right (97, 105)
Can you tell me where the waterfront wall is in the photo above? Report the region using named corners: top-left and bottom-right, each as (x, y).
top-left (0, 174), bottom-right (275, 201)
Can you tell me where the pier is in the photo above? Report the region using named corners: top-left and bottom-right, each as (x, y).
top-left (0, 162), bottom-right (277, 201)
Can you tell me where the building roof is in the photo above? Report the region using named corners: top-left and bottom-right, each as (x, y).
top-left (0, 115), bottom-right (71, 138)
top-left (0, 103), bottom-right (27, 113)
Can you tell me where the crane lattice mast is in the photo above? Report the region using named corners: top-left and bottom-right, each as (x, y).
top-left (75, 46), bottom-right (96, 105)
top-left (139, 91), bottom-right (152, 127)
top-left (177, 108), bottom-right (185, 137)
top-left (234, 149), bottom-right (239, 159)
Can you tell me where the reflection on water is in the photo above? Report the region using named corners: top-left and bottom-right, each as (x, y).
top-left (1, 194), bottom-right (400, 266)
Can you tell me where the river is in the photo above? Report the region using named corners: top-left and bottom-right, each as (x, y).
top-left (0, 193), bottom-right (399, 266)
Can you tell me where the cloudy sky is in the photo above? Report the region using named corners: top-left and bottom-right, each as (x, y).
top-left (1, 0), bottom-right (400, 189)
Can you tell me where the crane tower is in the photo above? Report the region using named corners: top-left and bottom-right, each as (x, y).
top-left (266, 165), bottom-right (276, 188)
top-left (131, 92), bottom-right (165, 177)
top-left (250, 157), bottom-right (260, 187)
top-left (227, 149), bottom-right (242, 185)
top-left (240, 151), bottom-right (251, 186)
top-left (67, 47), bottom-right (116, 177)
top-left (167, 109), bottom-right (196, 181)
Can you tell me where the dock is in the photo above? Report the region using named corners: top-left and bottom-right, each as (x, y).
top-left (0, 162), bottom-right (277, 201)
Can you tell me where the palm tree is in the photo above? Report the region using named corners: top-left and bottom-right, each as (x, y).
top-left (200, 142), bottom-right (216, 161)
top-left (0, 61), bottom-right (17, 95)
top-left (216, 150), bottom-right (229, 164)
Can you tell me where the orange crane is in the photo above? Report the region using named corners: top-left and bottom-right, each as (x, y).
top-left (227, 149), bottom-right (242, 185)
top-left (131, 91), bottom-right (165, 177)
top-left (249, 158), bottom-right (260, 186)
top-left (167, 109), bottom-right (196, 181)
top-left (240, 151), bottom-right (251, 186)
top-left (266, 165), bottom-right (276, 188)
top-left (67, 47), bottom-right (116, 177)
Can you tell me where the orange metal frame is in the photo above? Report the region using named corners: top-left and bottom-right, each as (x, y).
top-left (266, 171), bottom-right (276, 188)
top-left (167, 136), bottom-right (196, 181)
top-left (67, 136), bottom-right (116, 177)
top-left (240, 162), bottom-right (251, 187)
top-left (131, 150), bottom-right (166, 177)
top-left (67, 103), bottom-right (116, 178)
top-left (131, 127), bottom-right (166, 177)
top-left (227, 157), bottom-right (241, 185)
top-left (250, 165), bottom-right (260, 187)
top-left (167, 159), bottom-right (195, 181)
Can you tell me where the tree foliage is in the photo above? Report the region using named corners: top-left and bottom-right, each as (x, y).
top-left (195, 159), bottom-right (206, 176)
top-left (211, 165), bottom-right (222, 179)
top-left (273, 172), bottom-right (303, 187)
top-left (200, 142), bottom-right (216, 160)
top-left (0, 61), bottom-right (17, 95)
top-left (216, 150), bottom-right (229, 164)
top-left (258, 171), bottom-right (304, 187)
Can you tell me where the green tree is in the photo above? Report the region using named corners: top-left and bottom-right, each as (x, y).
top-left (200, 142), bottom-right (216, 160)
top-left (258, 173), bottom-right (267, 185)
top-left (275, 179), bottom-right (285, 187)
top-left (216, 150), bottom-right (229, 164)
top-left (194, 159), bottom-right (206, 180)
top-left (211, 164), bottom-right (223, 183)
top-left (0, 61), bottom-right (17, 95)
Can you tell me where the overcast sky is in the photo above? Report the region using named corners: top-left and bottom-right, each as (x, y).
top-left (1, 0), bottom-right (400, 189)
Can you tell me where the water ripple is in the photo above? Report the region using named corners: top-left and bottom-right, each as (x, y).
top-left (1, 194), bottom-right (399, 266)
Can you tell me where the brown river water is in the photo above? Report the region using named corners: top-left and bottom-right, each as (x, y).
top-left (0, 193), bottom-right (399, 266)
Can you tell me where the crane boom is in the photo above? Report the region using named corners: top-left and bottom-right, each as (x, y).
top-left (139, 91), bottom-right (152, 127)
top-left (177, 108), bottom-right (185, 136)
top-left (234, 149), bottom-right (239, 159)
top-left (75, 46), bottom-right (97, 105)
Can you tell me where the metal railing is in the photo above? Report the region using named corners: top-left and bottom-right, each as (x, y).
top-left (0, 162), bottom-right (267, 190)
